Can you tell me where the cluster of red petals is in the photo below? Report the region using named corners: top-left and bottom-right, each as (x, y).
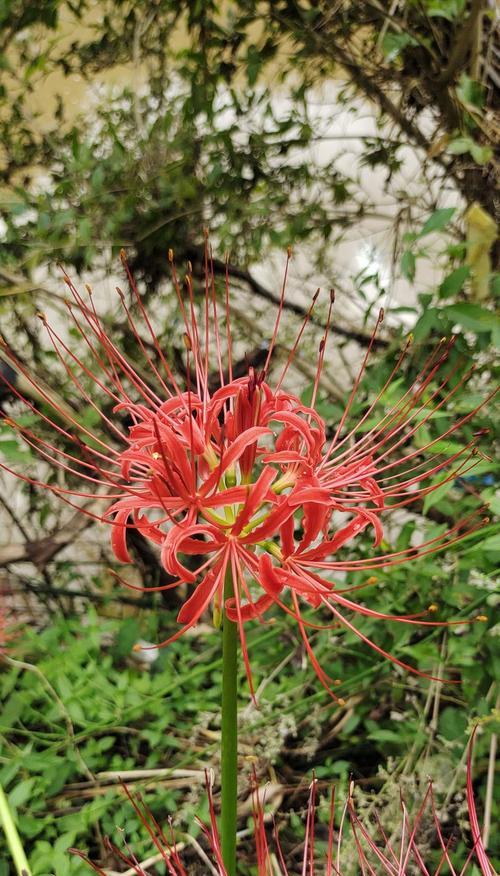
top-left (0, 246), bottom-right (491, 697)
top-left (71, 736), bottom-right (494, 876)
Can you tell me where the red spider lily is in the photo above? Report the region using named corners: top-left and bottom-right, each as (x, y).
top-left (0, 243), bottom-right (492, 697)
top-left (70, 736), bottom-right (495, 876)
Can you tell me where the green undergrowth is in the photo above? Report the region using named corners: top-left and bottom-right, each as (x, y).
top-left (1, 539), bottom-right (498, 876)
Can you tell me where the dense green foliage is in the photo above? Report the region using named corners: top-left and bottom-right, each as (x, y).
top-left (1, 578), bottom-right (498, 874)
top-left (0, 0), bottom-right (498, 286)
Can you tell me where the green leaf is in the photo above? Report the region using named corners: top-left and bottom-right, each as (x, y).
top-left (457, 74), bottom-right (486, 111)
top-left (418, 207), bottom-right (455, 237)
top-left (368, 728), bottom-right (405, 745)
top-left (401, 249), bottom-right (416, 281)
top-left (112, 618), bottom-right (141, 659)
top-left (444, 302), bottom-right (499, 334)
top-left (481, 535), bottom-right (500, 555)
top-left (448, 136), bottom-right (492, 165)
top-left (491, 273), bottom-right (500, 299)
top-left (0, 439), bottom-right (34, 464)
top-left (426, 0), bottom-right (465, 20)
top-left (488, 495), bottom-right (500, 516)
top-left (45, 762), bottom-right (72, 797)
top-left (328, 759), bottom-right (350, 775)
top-left (79, 406), bottom-right (101, 429)
top-left (246, 45), bottom-right (263, 86)
top-left (412, 307), bottom-right (442, 341)
top-left (469, 142), bottom-right (493, 165)
top-left (0, 693), bottom-right (24, 729)
top-left (438, 265), bottom-right (470, 299)
top-left (438, 707), bottom-right (467, 741)
top-left (382, 32), bottom-right (418, 62)
top-left (8, 778), bottom-right (36, 809)
top-left (423, 477), bottom-right (453, 514)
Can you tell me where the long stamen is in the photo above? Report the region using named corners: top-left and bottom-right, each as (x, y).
top-left (310, 289), bottom-right (335, 413)
top-left (182, 332), bottom-right (198, 484)
top-left (40, 315), bottom-right (128, 444)
top-left (230, 544), bottom-right (256, 701)
top-left (209, 242), bottom-right (225, 390)
top-left (275, 288), bottom-right (320, 391)
top-left (0, 342), bottom-right (119, 458)
top-left (320, 332), bottom-right (414, 468)
top-left (204, 232), bottom-right (211, 405)
top-left (65, 296), bottom-right (132, 407)
top-left (0, 460), bottom-right (123, 507)
top-left (115, 286), bottom-right (174, 399)
top-left (120, 250), bottom-right (184, 399)
top-left (323, 337), bottom-right (456, 467)
top-left (262, 246), bottom-right (292, 378)
top-left (358, 372), bottom-right (490, 482)
top-left (63, 271), bottom-right (164, 407)
top-left (68, 284), bottom-right (165, 410)
top-left (326, 307), bottom-right (385, 455)
top-left (225, 253), bottom-right (233, 386)
top-left (4, 420), bottom-right (122, 486)
top-left (320, 355), bottom-right (472, 485)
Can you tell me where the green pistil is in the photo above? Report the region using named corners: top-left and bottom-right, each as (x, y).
top-left (203, 444), bottom-right (219, 470)
top-left (272, 473), bottom-right (296, 494)
top-left (258, 539), bottom-right (283, 560)
top-left (203, 508), bottom-right (231, 527)
top-left (225, 466), bottom-right (237, 487)
top-left (202, 463), bottom-right (293, 535)
top-left (241, 508), bottom-right (270, 535)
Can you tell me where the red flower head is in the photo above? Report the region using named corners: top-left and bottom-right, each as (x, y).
top-left (0, 243), bottom-right (492, 698)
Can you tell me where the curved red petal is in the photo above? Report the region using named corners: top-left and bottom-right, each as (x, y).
top-left (111, 509), bottom-right (133, 563)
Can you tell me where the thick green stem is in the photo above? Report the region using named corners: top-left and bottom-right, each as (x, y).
top-left (221, 570), bottom-right (238, 876)
top-left (0, 783), bottom-right (32, 876)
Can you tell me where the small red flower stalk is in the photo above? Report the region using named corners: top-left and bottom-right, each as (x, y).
top-left (0, 239), bottom-right (492, 875)
top-left (71, 737), bottom-right (494, 875)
